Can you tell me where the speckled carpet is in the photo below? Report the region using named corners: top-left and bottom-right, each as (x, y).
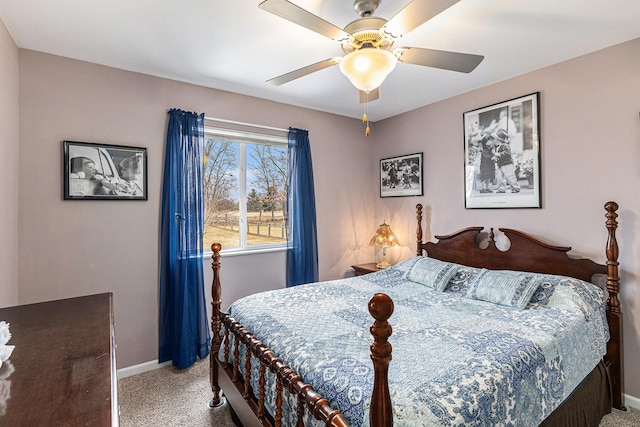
top-left (118, 357), bottom-right (639, 426)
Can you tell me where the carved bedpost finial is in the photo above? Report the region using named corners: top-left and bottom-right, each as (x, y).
top-left (209, 243), bottom-right (225, 408)
top-left (604, 202), bottom-right (620, 312)
top-left (416, 204), bottom-right (423, 257)
top-left (369, 293), bottom-right (394, 427)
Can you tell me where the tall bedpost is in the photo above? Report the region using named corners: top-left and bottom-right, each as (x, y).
top-left (369, 293), bottom-right (394, 427)
top-left (604, 202), bottom-right (624, 410)
top-left (416, 204), bottom-right (423, 256)
top-left (209, 243), bottom-right (225, 408)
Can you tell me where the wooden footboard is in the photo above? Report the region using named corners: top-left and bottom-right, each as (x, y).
top-left (209, 243), bottom-right (394, 427)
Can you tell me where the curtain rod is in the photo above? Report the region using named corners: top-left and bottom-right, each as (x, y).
top-left (204, 116), bottom-right (288, 133)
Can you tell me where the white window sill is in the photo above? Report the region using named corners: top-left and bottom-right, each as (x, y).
top-left (203, 245), bottom-right (287, 258)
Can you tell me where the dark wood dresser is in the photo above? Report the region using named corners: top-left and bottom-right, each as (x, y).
top-left (0, 293), bottom-right (118, 426)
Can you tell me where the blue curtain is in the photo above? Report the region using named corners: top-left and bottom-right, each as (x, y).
top-left (286, 128), bottom-right (319, 287)
top-left (159, 109), bottom-right (210, 369)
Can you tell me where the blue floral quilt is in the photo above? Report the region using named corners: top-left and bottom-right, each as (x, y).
top-left (223, 257), bottom-right (609, 426)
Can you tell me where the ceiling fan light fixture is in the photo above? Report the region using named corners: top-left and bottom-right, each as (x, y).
top-left (339, 48), bottom-right (397, 93)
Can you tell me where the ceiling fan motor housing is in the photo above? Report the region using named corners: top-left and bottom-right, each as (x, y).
top-left (342, 17), bottom-right (392, 53)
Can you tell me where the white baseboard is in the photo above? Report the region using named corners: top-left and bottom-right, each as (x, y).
top-left (117, 359), bottom-right (171, 379)
top-left (625, 393), bottom-right (640, 410)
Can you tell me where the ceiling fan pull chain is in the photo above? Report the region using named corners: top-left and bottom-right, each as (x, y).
top-left (363, 91), bottom-right (368, 123)
top-left (363, 92), bottom-right (371, 136)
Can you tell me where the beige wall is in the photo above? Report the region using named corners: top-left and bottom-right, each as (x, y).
top-left (17, 50), bottom-right (375, 368)
top-left (374, 37), bottom-right (640, 400)
top-left (0, 17), bottom-right (19, 307)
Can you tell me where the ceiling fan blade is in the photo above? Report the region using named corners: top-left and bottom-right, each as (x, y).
top-left (397, 47), bottom-right (484, 73)
top-left (360, 88), bottom-right (379, 103)
top-left (267, 58), bottom-right (340, 86)
top-left (259, 0), bottom-right (349, 41)
top-left (383, 0), bottom-right (461, 37)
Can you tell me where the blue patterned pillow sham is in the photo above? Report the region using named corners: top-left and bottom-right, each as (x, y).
top-left (404, 257), bottom-right (461, 291)
top-left (466, 268), bottom-right (544, 309)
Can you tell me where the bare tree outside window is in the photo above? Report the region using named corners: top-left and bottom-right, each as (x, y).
top-left (203, 139), bottom-right (239, 248)
top-left (249, 144), bottom-right (288, 221)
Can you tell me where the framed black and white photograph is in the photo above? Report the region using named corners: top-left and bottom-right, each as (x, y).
top-left (380, 152), bottom-right (423, 198)
top-left (463, 92), bottom-right (541, 209)
top-left (63, 140), bottom-right (148, 200)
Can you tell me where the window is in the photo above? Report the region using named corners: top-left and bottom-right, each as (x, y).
top-left (203, 125), bottom-right (288, 253)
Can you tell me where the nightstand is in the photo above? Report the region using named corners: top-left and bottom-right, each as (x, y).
top-left (352, 262), bottom-right (380, 276)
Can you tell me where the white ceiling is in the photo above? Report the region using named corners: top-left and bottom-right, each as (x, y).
top-left (1, 0), bottom-right (639, 121)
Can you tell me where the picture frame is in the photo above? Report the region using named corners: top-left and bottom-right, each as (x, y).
top-left (463, 92), bottom-right (541, 209)
top-left (63, 140), bottom-right (148, 200)
top-left (380, 152), bottom-right (423, 198)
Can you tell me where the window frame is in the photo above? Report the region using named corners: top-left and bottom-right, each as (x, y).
top-left (203, 125), bottom-right (289, 256)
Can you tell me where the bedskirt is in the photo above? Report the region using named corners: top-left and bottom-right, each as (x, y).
top-left (541, 360), bottom-right (611, 427)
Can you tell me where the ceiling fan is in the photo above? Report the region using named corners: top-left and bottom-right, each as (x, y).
top-left (259, 0), bottom-right (484, 103)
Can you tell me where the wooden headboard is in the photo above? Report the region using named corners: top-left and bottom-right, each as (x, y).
top-left (414, 201), bottom-right (624, 410)
top-left (417, 224), bottom-right (608, 283)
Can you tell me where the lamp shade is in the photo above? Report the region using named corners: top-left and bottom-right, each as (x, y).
top-left (369, 221), bottom-right (400, 248)
top-left (339, 48), bottom-right (397, 93)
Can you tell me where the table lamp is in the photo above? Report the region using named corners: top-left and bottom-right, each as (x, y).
top-left (369, 220), bottom-right (400, 269)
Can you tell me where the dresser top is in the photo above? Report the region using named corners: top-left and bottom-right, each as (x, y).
top-left (0, 293), bottom-right (117, 426)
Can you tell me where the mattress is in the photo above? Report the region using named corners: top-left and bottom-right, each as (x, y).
top-left (224, 257), bottom-right (609, 426)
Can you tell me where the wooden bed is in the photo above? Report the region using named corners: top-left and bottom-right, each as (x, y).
top-left (208, 201), bottom-right (624, 426)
